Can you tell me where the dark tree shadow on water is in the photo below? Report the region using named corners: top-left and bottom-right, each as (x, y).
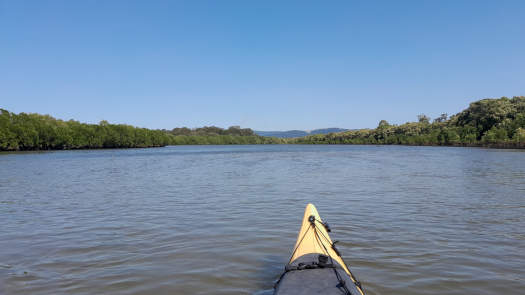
top-left (251, 255), bottom-right (286, 295)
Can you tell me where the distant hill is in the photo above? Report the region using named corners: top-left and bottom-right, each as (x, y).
top-left (255, 128), bottom-right (348, 138)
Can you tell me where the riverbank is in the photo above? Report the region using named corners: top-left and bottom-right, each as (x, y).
top-left (2, 96), bottom-right (524, 151)
top-left (0, 109), bottom-right (283, 151)
top-left (290, 96), bottom-right (525, 149)
top-left (291, 142), bottom-right (525, 149)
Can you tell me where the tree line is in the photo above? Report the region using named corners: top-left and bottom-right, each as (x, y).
top-left (167, 126), bottom-right (256, 137)
top-left (0, 109), bottom-right (282, 151)
top-left (2, 96), bottom-right (524, 151)
top-left (290, 96), bottom-right (525, 148)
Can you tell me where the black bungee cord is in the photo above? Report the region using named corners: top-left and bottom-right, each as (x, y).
top-left (312, 218), bottom-right (365, 295)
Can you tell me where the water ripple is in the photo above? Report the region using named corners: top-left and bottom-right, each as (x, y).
top-left (1, 145), bottom-right (524, 294)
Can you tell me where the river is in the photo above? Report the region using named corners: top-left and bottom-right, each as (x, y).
top-left (1, 145), bottom-right (524, 294)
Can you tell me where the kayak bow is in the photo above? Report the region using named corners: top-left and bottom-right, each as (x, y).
top-left (274, 204), bottom-right (365, 295)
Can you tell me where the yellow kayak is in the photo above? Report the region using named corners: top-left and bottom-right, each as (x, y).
top-left (274, 204), bottom-right (365, 295)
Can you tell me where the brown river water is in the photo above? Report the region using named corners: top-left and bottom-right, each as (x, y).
top-left (1, 145), bottom-right (524, 295)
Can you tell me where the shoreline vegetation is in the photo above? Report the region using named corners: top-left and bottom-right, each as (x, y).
top-left (292, 96), bottom-right (525, 149)
top-left (1, 96), bottom-right (524, 151)
top-left (0, 111), bottom-right (283, 151)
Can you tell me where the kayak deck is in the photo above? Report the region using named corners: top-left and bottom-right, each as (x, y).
top-left (274, 204), bottom-right (365, 295)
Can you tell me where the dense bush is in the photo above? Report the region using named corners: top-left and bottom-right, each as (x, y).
top-left (0, 110), bottom-right (282, 151)
top-left (168, 125), bottom-right (255, 137)
top-left (290, 96), bottom-right (525, 148)
top-left (3, 96), bottom-right (524, 151)
top-left (0, 110), bottom-right (173, 151)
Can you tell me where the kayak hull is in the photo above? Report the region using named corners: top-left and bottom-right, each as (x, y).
top-left (274, 204), bottom-right (365, 295)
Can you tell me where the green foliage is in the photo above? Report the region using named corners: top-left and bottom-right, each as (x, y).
top-left (168, 125), bottom-right (255, 137)
top-left (418, 114), bottom-right (431, 124)
top-left (3, 96), bottom-right (524, 151)
top-left (165, 125), bottom-right (283, 145)
top-left (513, 128), bottom-right (525, 146)
top-left (169, 134), bottom-right (283, 145)
top-left (289, 96), bottom-right (525, 148)
top-left (454, 96), bottom-right (524, 138)
top-left (482, 127), bottom-right (508, 144)
top-left (0, 109), bottom-right (281, 151)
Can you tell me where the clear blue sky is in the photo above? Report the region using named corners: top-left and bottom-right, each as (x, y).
top-left (1, 1), bottom-right (524, 131)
